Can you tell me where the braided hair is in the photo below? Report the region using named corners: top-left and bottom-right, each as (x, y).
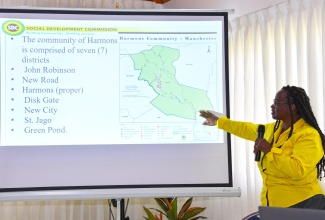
top-left (275, 85), bottom-right (325, 180)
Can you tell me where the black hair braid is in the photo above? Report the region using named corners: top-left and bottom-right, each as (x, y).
top-left (271, 120), bottom-right (281, 145)
top-left (282, 85), bottom-right (325, 180)
top-left (287, 97), bottom-right (294, 139)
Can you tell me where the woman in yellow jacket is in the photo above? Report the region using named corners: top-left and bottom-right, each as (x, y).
top-left (200, 85), bottom-right (325, 209)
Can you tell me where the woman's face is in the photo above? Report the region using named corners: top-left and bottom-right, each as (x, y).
top-left (271, 89), bottom-right (291, 121)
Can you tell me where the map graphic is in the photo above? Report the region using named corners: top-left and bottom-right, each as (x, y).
top-left (120, 44), bottom-right (219, 123)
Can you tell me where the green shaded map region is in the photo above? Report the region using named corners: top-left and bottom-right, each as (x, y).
top-left (130, 45), bottom-right (213, 120)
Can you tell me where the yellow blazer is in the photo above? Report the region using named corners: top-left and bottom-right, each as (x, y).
top-left (217, 116), bottom-right (324, 207)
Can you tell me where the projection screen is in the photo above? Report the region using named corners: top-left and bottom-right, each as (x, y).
top-left (0, 7), bottom-right (234, 200)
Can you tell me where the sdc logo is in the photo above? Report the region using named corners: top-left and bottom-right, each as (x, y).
top-left (2, 20), bottom-right (25, 36)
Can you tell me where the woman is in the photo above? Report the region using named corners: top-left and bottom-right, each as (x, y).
top-left (200, 85), bottom-right (325, 209)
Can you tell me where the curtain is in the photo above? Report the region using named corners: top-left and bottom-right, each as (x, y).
top-left (224, 0), bottom-right (325, 219)
top-left (0, 0), bottom-right (325, 219)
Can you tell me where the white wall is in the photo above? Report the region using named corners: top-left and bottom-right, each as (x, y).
top-left (163, 0), bottom-right (286, 20)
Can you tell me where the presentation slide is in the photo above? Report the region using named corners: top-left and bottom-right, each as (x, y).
top-left (0, 8), bottom-right (231, 194)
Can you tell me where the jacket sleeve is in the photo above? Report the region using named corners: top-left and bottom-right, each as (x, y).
top-left (217, 116), bottom-right (263, 141)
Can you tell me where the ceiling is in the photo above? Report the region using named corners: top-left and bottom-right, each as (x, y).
top-left (146, 0), bottom-right (171, 3)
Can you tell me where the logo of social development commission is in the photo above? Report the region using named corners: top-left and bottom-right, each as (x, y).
top-left (2, 20), bottom-right (25, 36)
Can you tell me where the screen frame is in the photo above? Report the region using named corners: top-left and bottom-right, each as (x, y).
top-left (0, 7), bottom-right (233, 199)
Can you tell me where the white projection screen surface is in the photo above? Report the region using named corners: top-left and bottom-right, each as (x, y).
top-left (0, 7), bottom-right (232, 199)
